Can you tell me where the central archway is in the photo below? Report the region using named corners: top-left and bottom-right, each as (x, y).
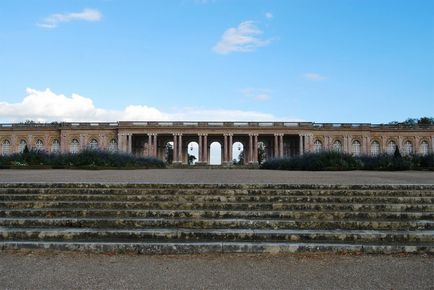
top-left (186, 141), bottom-right (199, 165)
top-left (209, 142), bottom-right (222, 165)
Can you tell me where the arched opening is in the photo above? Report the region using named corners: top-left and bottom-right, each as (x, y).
top-left (35, 139), bottom-right (44, 151)
top-left (70, 139), bottom-right (80, 154)
top-left (333, 140), bottom-right (342, 152)
top-left (387, 141), bottom-right (396, 155)
top-left (420, 141), bottom-right (429, 156)
top-left (187, 141), bottom-right (199, 165)
top-left (18, 140), bottom-right (27, 153)
top-left (352, 140), bottom-right (361, 156)
top-left (209, 142), bottom-right (222, 165)
top-left (314, 140), bottom-right (323, 153)
top-left (108, 139), bottom-right (118, 152)
top-left (89, 139), bottom-right (98, 150)
top-left (404, 140), bottom-right (413, 156)
top-left (51, 139), bottom-right (60, 154)
top-left (371, 141), bottom-right (380, 156)
top-left (1, 139), bottom-right (11, 156)
top-left (232, 142), bottom-right (244, 165)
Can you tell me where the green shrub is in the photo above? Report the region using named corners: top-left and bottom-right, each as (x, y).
top-left (0, 149), bottom-right (165, 169)
top-left (260, 151), bottom-right (434, 171)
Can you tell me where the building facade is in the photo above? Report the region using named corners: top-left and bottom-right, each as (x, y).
top-left (0, 121), bottom-right (433, 164)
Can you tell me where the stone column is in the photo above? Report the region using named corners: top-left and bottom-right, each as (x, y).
top-left (223, 134), bottom-right (228, 164)
top-left (249, 134), bottom-right (253, 163)
top-left (61, 132), bottom-right (68, 153)
top-left (299, 135), bottom-right (303, 155)
top-left (128, 133), bottom-right (133, 154)
top-left (253, 134), bottom-right (258, 163)
top-left (198, 134), bottom-right (203, 163)
top-left (173, 134), bottom-right (178, 163)
top-left (279, 134), bottom-right (284, 158)
top-left (432, 136), bottom-right (434, 154)
top-left (274, 134), bottom-right (279, 158)
top-left (228, 134), bottom-right (233, 163)
top-left (154, 134), bottom-right (158, 158)
top-left (203, 134), bottom-right (208, 164)
top-left (178, 134), bottom-right (183, 164)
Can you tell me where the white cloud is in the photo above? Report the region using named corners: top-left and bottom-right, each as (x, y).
top-left (265, 12), bottom-right (273, 19)
top-left (0, 88), bottom-right (280, 122)
top-left (303, 73), bottom-right (327, 81)
top-left (37, 8), bottom-right (102, 28)
top-left (213, 21), bottom-right (271, 54)
top-left (241, 88), bottom-right (272, 102)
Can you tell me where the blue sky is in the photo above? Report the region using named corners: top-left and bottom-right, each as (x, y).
top-left (0, 0), bottom-right (433, 123)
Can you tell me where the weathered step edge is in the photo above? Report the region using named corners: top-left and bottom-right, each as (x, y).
top-left (1, 241), bottom-right (433, 254)
top-left (1, 183), bottom-right (434, 190)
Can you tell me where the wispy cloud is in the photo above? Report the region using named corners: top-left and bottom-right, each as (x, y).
top-left (0, 88), bottom-right (280, 122)
top-left (37, 8), bottom-right (102, 29)
top-left (241, 88), bottom-right (272, 102)
top-left (265, 12), bottom-right (273, 19)
top-left (303, 72), bottom-right (327, 81)
top-left (213, 21), bottom-right (271, 54)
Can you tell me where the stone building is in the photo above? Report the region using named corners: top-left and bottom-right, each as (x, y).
top-left (0, 121), bottom-right (433, 165)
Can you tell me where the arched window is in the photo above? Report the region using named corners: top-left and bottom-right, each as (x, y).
top-left (51, 139), bottom-right (60, 153)
top-left (404, 140), bottom-right (413, 156)
top-left (370, 141), bottom-right (380, 156)
top-left (313, 140), bottom-right (322, 153)
top-left (387, 141), bottom-right (396, 155)
top-left (352, 140), bottom-right (361, 156)
top-left (89, 139), bottom-right (99, 150)
top-left (18, 140), bottom-right (27, 153)
top-left (333, 140), bottom-right (342, 152)
top-left (35, 139), bottom-right (44, 151)
top-left (108, 139), bottom-right (118, 152)
top-left (70, 139), bottom-right (80, 153)
top-left (1, 139), bottom-right (11, 156)
top-left (420, 141), bottom-right (429, 156)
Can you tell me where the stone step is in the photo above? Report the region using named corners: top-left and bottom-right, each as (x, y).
top-left (2, 228), bottom-right (433, 243)
top-left (3, 194), bottom-right (432, 204)
top-left (2, 208), bottom-right (432, 220)
top-left (1, 187), bottom-right (433, 197)
top-left (1, 217), bottom-right (432, 230)
top-left (2, 201), bottom-right (432, 212)
top-left (1, 241), bottom-right (432, 254)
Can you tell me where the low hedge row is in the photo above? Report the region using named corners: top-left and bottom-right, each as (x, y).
top-left (260, 151), bottom-right (434, 171)
top-left (0, 149), bottom-right (166, 169)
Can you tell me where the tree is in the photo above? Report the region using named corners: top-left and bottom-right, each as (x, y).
top-left (418, 117), bottom-right (434, 125)
top-left (188, 154), bottom-right (196, 165)
top-left (257, 143), bottom-right (266, 164)
top-left (394, 146), bottom-right (401, 158)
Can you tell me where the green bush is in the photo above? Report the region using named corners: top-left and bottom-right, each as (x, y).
top-left (0, 149), bottom-right (165, 169)
top-left (260, 151), bottom-right (434, 171)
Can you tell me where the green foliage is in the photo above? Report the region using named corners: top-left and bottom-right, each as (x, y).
top-left (389, 117), bottom-right (434, 126)
top-left (0, 149), bottom-right (165, 169)
top-left (260, 151), bottom-right (434, 171)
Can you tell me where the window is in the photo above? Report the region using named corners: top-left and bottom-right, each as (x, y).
top-left (89, 139), bottom-right (99, 150)
top-left (35, 139), bottom-right (44, 151)
top-left (352, 140), bottom-right (361, 156)
top-left (1, 140), bottom-right (11, 156)
top-left (18, 140), bottom-right (27, 153)
top-left (387, 141), bottom-right (396, 155)
top-left (370, 141), bottom-right (380, 156)
top-left (108, 139), bottom-right (118, 152)
top-left (333, 140), bottom-right (342, 152)
top-left (51, 139), bottom-right (60, 153)
top-left (70, 139), bottom-right (80, 153)
top-left (313, 140), bottom-right (322, 153)
top-left (404, 140), bottom-right (413, 156)
top-left (420, 141), bottom-right (429, 156)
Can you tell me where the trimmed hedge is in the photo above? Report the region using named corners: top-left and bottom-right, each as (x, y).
top-left (0, 149), bottom-right (165, 169)
top-left (260, 151), bottom-right (434, 171)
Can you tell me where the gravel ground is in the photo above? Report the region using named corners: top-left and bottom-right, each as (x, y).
top-left (0, 169), bottom-right (433, 184)
top-left (0, 251), bottom-right (432, 290)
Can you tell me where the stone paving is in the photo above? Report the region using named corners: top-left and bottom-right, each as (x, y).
top-left (0, 169), bottom-right (433, 184)
top-left (0, 251), bottom-right (433, 290)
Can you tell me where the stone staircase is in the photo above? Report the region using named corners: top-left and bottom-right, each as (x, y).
top-left (0, 183), bottom-right (433, 254)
